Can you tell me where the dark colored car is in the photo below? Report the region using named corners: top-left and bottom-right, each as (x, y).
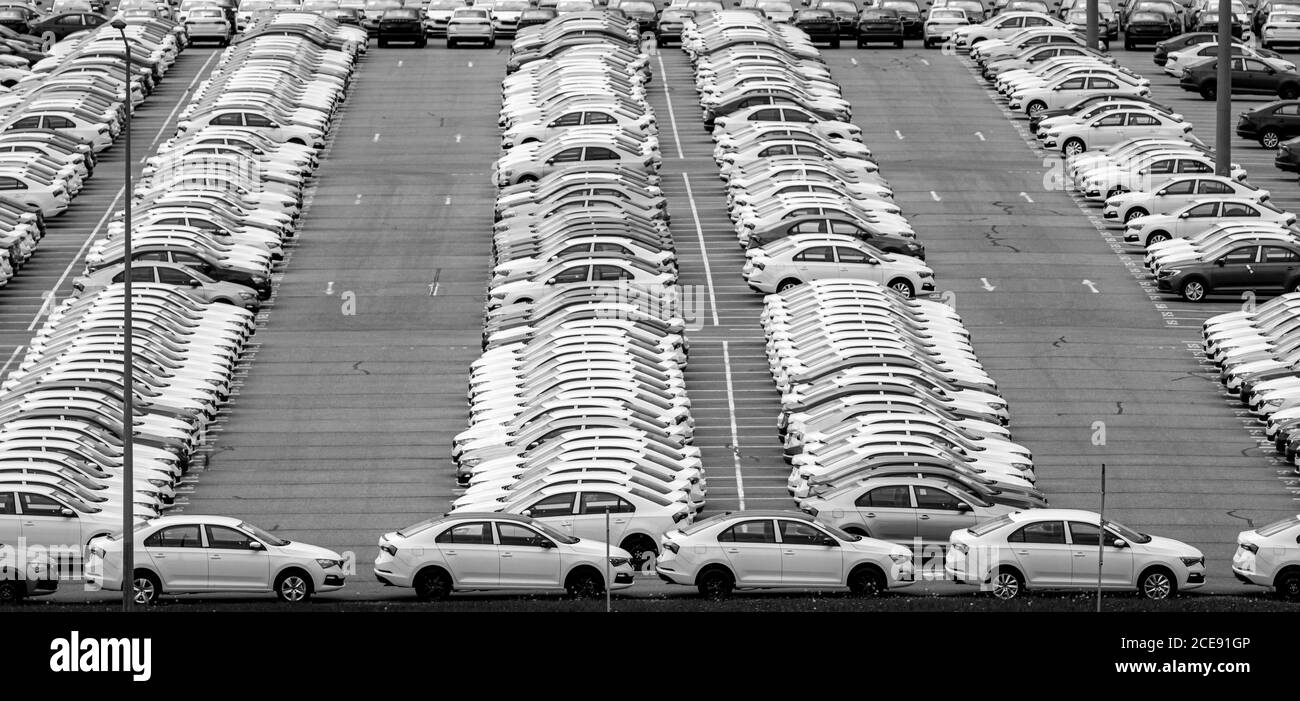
top-left (809, 0), bottom-right (859, 35)
top-left (1237, 101), bottom-right (1300, 148)
top-left (1158, 242), bottom-right (1300, 302)
top-left (1124, 9), bottom-right (1180, 48)
top-left (1152, 31), bottom-right (1216, 66)
top-left (746, 215), bottom-right (925, 259)
top-left (1121, 0), bottom-right (1184, 30)
top-left (517, 7), bottom-right (557, 29)
top-left (879, 0), bottom-right (923, 37)
top-left (1274, 135), bottom-right (1300, 171)
top-left (327, 7), bottom-right (364, 25)
top-left (857, 7), bottom-right (905, 46)
top-left (27, 12), bottom-right (107, 48)
top-left (1191, 11), bottom-right (1243, 37)
top-left (655, 7), bottom-right (693, 45)
top-left (377, 7), bottom-right (426, 46)
top-left (1064, 8), bottom-right (1117, 45)
top-left (0, 6), bottom-right (38, 34)
top-left (1180, 56), bottom-right (1300, 101)
top-left (619, 0), bottom-right (658, 32)
top-left (793, 8), bottom-right (840, 46)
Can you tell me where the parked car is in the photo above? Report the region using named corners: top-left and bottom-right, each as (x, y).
top-left (1157, 241), bottom-right (1300, 302)
top-left (792, 8), bottom-right (840, 47)
top-left (857, 7), bottom-right (906, 47)
top-left (1232, 514), bottom-right (1300, 600)
top-left (1238, 100), bottom-right (1300, 149)
top-left (1180, 56), bottom-right (1300, 101)
top-left (377, 7), bottom-right (426, 46)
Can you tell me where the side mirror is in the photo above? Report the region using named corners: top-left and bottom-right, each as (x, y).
top-left (247, 540), bottom-right (265, 550)
top-left (956, 502), bottom-right (973, 512)
top-left (545, 277), bottom-right (557, 285)
top-left (538, 539), bottom-right (556, 549)
top-left (820, 536), bottom-right (837, 547)
top-left (1180, 211), bottom-right (1191, 218)
top-left (59, 507), bottom-right (75, 517)
top-left (521, 508), bottom-right (533, 517)
top-left (1217, 257), bottom-right (1227, 266)
top-left (189, 279), bottom-right (201, 287)
top-left (867, 257), bottom-right (880, 264)
top-left (1111, 538), bottom-right (1128, 548)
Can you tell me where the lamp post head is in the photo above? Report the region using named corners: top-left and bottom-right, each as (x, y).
top-left (111, 18), bottom-right (127, 29)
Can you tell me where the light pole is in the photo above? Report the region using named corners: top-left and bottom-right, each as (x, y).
top-left (111, 18), bottom-right (135, 612)
top-left (1216, 0), bottom-right (1233, 176)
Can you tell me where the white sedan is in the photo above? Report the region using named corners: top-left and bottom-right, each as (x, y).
top-left (743, 235), bottom-right (934, 297)
top-left (1103, 175), bottom-right (1270, 225)
top-left (1123, 198), bottom-right (1297, 246)
top-left (1043, 109), bottom-right (1192, 155)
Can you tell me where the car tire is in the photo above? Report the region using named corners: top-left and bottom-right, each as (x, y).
top-left (777, 278), bottom-right (803, 292)
top-left (1124, 38), bottom-right (1134, 50)
top-left (1200, 82), bottom-right (1216, 100)
top-left (516, 175), bottom-right (537, 184)
top-left (895, 39), bottom-right (904, 48)
top-left (888, 278), bottom-right (915, 298)
top-left (1261, 129), bottom-right (1282, 148)
top-left (1275, 570), bottom-right (1300, 601)
top-left (1283, 84), bottom-right (1300, 100)
top-left (0, 578), bottom-right (22, 604)
top-left (1138, 567), bottom-right (1176, 600)
top-left (1026, 100), bottom-right (1046, 116)
top-left (274, 570), bottom-right (313, 603)
top-left (1146, 230), bottom-right (1171, 246)
top-left (1062, 137), bottom-right (1086, 156)
top-left (564, 568), bottom-right (604, 598)
top-left (696, 567), bottom-right (734, 599)
top-left (446, 38), bottom-right (456, 48)
top-left (1181, 277), bottom-right (1208, 302)
top-left (620, 535), bottom-right (658, 572)
top-left (1124, 207), bottom-right (1148, 223)
top-left (414, 567), bottom-right (452, 601)
top-left (989, 567), bottom-right (1024, 600)
top-left (847, 564), bottom-right (887, 596)
top-left (133, 570), bottom-right (161, 606)
top-left (487, 38), bottom-right (496, 48)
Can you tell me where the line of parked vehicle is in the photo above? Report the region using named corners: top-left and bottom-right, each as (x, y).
top-left (369, 13), bottom-right (700, 601)
top-left (0, 12), bottom-right (364, 604)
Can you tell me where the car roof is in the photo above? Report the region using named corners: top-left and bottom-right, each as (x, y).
top-left (145, 514), bottom-right (245, 527)
top-left (445, 511), bottom-right (534, 523)
top-left (1009, 508), bottom-right (1097, 522)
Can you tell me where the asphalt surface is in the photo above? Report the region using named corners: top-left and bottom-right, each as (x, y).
top-left (22, 36), bottom-right (1300, 608)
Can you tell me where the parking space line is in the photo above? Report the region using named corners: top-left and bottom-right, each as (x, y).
top-left (655, 53), bottom-right (686, 160)
top-left (721, 340), bottom-right (746, 510)
top-left (681, 173), bottom-right (721, 327)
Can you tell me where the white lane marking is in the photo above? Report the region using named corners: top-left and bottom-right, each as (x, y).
top-left (930, 190), bottom-right (941, 201)
top-left (373, 133), bottom-right (381, 142)
top-left (444, 196), bottom-right (451, 205)
top-left (1019, 191), bottom-right (1034, 203)
top-left (981, 278), bottom-right (996, 291)
top-left (326, 281), bottom-right (334, 295)
top-left (682, 173), bottom-right (721, 327)
top-left (721, 340), bottom-right (746, 511)
top-left (920, 58), bottom-right (930, 66)
top-left (32, 188), bottom-right (124, 331)
top-left (895, 130), bottom-right (904, 139)
top-left (655, 53), bottom-right (686, 160)
top-left (1082, 279), bottom-right (1099, 293)
top-left (468, 61), bottom-right (473, 67)
top-left (974, 131), bottom-right (985, 141)
top-left (455, 134), bottom-right (462, 143)
top-left (145, 50), bottom-right (219, 155)
top-left (850, 57), bottom-right (858, 65)
top-left (354, 193), bottom-right (363, 204)
top-left (0, 345), bottom-right (24, 378)
top-left (398, 60), bottom-right (404, 67)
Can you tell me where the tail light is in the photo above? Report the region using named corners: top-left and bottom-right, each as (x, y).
top-left (672, 511), bottom-right (688, 523)
top-left (663, 540), bottom-right (680, 553)
top-left (1239, 542), bottom-right (1259, 553)
top-left (379, 543), bottom-right (397, 556)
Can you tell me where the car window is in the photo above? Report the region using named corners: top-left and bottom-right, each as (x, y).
top-left (854, 485), bottom-right (911, 508)
top-left (1007, 520), bottom-right (1067, 544)
top-left (1264, 246), bottom-right (1300, 263)
top-left (579, 492), bottom-right (635, 514)
top-left (778, 519), bottom-right (829, 545)
top-left (1095, 113), bottom-right (1125, 127)
top-left (1244, 58), bottom-right (1271, 72)
top-left (0, 492), bottom-right (13, 515)
top-left (584, 112), bottom-right (617, 125)
top-left (19, 493), bottom-right (64, 515)
top-left (43, 116), bottom-right (75, 129)
top-left (552, 113), bottom-right (582, 127)
top-left (779, 108), bottom-right (815, 123)
top-left (1185, 202), bottom-right (1219, 217)
top-left (1088, 77), bottom-right (1119, 90)
top-left (244, 114), bottom-right (276, 128)
top-left (551, 147), bottom-right (583, 163)
top-left (584, 147), bottom-right (621, 161)
top-left (1160, 180), bottom-right (1196, 196)
top-left (551, 265), bottom-right (589, 284)
top-left (528, 493), bottom-right (576, 517)
top-left (835, 247), bottom-right (872, 264)
top-left (759, 144), bottom-right (794, 158)
top-left (496, 522), bottom-right (551, 548)
top-left (593, 264), bottom-right (631, 281)
top-left (206, 525), bottom-right (259, 550)
top-left (1277, 104), bottom-right (1300, 116)
top-left (830, 220), bottom-right (864, 236)
top-left (791, 220), bottom-right (829, 234)
top-left (1127, 113), bottom-right (1160, 126)
top-left (914, 486), bottom-right (963, 511)
top-left (792, 245), bottom-right (834, 262)
top-left (1024, 15), bottom-right (1050, 25)
top-left (0, 177), bottom-right (25, 190)
top-left (749, 107), bottom-right (783, 121)
top-left (157, 267), bottom-right (196, 285)
top-left (144, 524), bottom-right (204, 548)
top-left (434, 521), bottom-right (492, 544)
top-left (211, 113), bottom-right (242, 126)
top-left (1222, 203), bottom-right (1259, 217)
top-left (8, 116), bottom-right (41, 130)
top-left (717, 519), bottom-right (776, 543)
top-left (1067, 521), bottom-right (1124, 547)
top-left (1223, 246), bottom-right (1259, 265)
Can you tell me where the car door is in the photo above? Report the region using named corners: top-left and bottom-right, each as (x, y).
top-left (1274, 102), bottom-right (1300, 138)
top-left (716, 519), bottom-right (782, 585)
top-left (776, 519), bottom-right (844, 585)
top-left (520, 492), bottom-right (578, 536)
top-left (1066, 521), bottom-right (1135, 587)
top-left (141, 524), bottom-right (209, 590)
top-left (851, 484), bottom-right (917, 544)
top-left (432, 521), bottom-right (499, 586)
top-left (1151, 177), bottom-right (1195, 212)
top-left (1209, 244), bottom-right (1262, 291)
top-left (1005, 520), bottom-right (1072, 586)
top-left (1127, 112), bottom-right (1168, 139)
top-left (1255, 245), bottom-right (1300, 290)
top-left (1242, 57), bottom-right (1277, 93)
top-left (16, 492), bottom-right (81, 549)
top-left (1050, 76), bottom-right (1087, 106)
top-left (912, 484), bottom-right (979, 545)
top-left (0, 492), bottom-right (19, 550)
top-left (543, 147), bottom-right (583, 177)
top-left (1089, 112), bottom-right (1128, 145)
top-left (570, 491), bottom-right (634, 544)
top-left (1174, 201), bottom-right (1219, 237)
top-left (834, 245), bottom-right (886, 284)
top-left (790, 244), bottom-right (836, 281)
top-left (202, 524), bottom-right (272, 590)
top-left (494, 521), bottom-right (563, 587)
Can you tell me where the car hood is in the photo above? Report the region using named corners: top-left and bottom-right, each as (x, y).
top-left (273, 539), bottom-right (343, 560)
top-left (568, 537), bottom-right (633, 559)
top-left (1136, 534), bottom-right (1200, 559)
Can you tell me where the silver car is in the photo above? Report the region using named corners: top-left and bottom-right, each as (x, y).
top-left (72, 262), bottom-right (262, 311)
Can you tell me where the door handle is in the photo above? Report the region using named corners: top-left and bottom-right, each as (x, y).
top-left (1074, 552), bottom-right (1087, 557)
top-left (501, 553), bottom-right (513, 558)
top-left (445, 550), bottom-right (457, 556)
top-left (153, 554), bottom-right (167, 559)
top-left (918, 515), bottom-right (931, 520)
top-left (783, 550), bottom-right (795, 555)
top-left (1014, 550), bottom-right (1029, 555)
top-left (22, 521), bottom-right (33, 526)
top-left (210, 555), bottom-right (222, 560)
top-left (865, 513), bottom-right (876, 518)
top-left (725, 548), bottom-right (739, 554)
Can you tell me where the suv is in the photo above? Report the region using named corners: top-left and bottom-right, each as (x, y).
top-left (1233, 514), bottom-right (1300, 600)
top-left (446, 6), bottom-right (496, 47)
top-left (377, 7), bottom-right (426, 46)
top-left (793, 8), bottom-right (840, 47)
top-left (1180, 56), bottom-right (1300, 100)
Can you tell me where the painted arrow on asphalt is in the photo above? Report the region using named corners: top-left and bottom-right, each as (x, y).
top-left (981, 278), bottom-right (996, 292)
top-left (1082, 280), bottom-right (1099, 293)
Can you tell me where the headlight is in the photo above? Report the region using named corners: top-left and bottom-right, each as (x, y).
top-left (919, 271), bottom-right (934, 278)
top-left (239, 291), bottom-right (254, 299)
top-left (460, 456), bottom-right (481, 468)
top-left (890, 552), bottom-right (910, 564)
top-left (952, 543), bottom-right (969, 554)
top-left (608, 557), bottom-right (630, 567)
top-left (1181, 556), bottom-right (1205, 568)
top-left (89, 546), bottom-right (106, 559)
top-left (316, 558), bottom-right (343, 570)
top-left (1157, 268), bottom-right (1181, 278)
top-left (147, 479), bottom-right (168, 487)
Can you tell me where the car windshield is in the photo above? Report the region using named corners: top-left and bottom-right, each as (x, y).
top-left (862, 9), bottom-right (898, 18)
top-left (621, 1), bottom-right (655, 11)
top-left (1274, 13), bottom-right (1300, 21)
top-left (969, 513), bottom-right (1014, 536)
top-left (384, 7), bottom-right (419, 16)
top-left (1257, 515), bottom-right (1300, 536)
top-left (239, 521), bottom-right (290, 546)
top-left (661, 8), bottom-right (694, 19)
top-left (883, 0), bottom-right (920, 9)
top-left (819, 1), bottom-right (856, 11)
top-left (495, 0), bottom-right (529, 8)
top-left (680, 511), bottom-right (735, 535)
top-left (1105, 519), bottom-right (1153, 544)
top-left (929, 8), bottom-right (965, 18)
top-left (532, 520), bottom-right (580, 544)
top-left (555, 0), bottom-right (592, 8)
top-left (759, 1), bottom-right (793, 11)
top-left (1130, 11), bottom-right (1165, 20)
top-left (190, 8), bottom-right (225, 17)
top-left (364, 0), bottom-right (400, 7)
top-left (427, 0), bottom-right (462, 7)
top-left (242, 0), bottom-right (274, 8)
top-left (0, 9), bottom-right (23, 17)
top-left (628, 486), bottom-right (672, 506)
top-left (799, 9), bottom-right (834, 18)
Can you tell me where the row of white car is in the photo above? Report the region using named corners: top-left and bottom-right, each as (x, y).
top-left (0, 17), bottom-right (184, 289)
top-left (0, 13), bottom-right (365, 604)
top-left (398, 14), bottom-right (701, 599)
